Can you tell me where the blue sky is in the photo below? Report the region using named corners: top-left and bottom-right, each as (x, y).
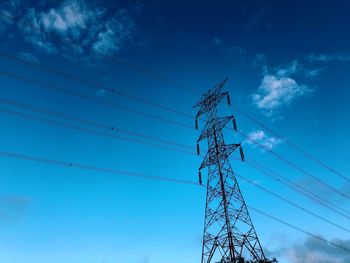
top-left (0, 0), bottom-right (349, 262)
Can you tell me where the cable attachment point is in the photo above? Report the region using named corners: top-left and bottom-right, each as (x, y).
top-left (239, 145), bottom-right (245, 162)
top-left (227, 93), bottom-right (231, 105)
top-left (198, 171), bottom-right (202, 185)
top-left (232, 117), bottom-right (237, 131)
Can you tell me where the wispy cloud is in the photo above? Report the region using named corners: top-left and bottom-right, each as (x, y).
top-left (0, 0), bottom-right (139, 60)
top-left (210, 37), bottom-right (246, 53)
top-left (17, 52), bottom-right (39, 63)
top-left (0, 10), bottom-right (14, 29)
top-left (225, 46), bottom-right (246, 58)
top-left (96, 88), bottom-right (107, 96)
top-left (0, 195), bottom-right (31, 222)
top-left (253, 53), bottom-right (268, 74)
top-left (275, 60), bottom-right (299, 76)
top-left (243, 7), bottom-right (271, 31)
top-left (308, 53), bottom-right (350, 62)
top-left (207, 37), bottom-right (247, 64)
top-left (211, 37), bottom-right (222, 46)
top-left (245, 130), bottom-right (283, 151)
top-left (277, 60), bottom-right (322, 79)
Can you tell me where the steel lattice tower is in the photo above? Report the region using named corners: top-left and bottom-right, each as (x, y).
top-left (195, 79), bottom-right (268, 263)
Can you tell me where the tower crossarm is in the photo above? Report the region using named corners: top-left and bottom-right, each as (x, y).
top-left (199, 143), bottom-right (240, 170)
top-left (197, 116), bottom-right (235, 142)
top-left (195, 92), bottom-right (228, 118)
top-left (193, 78), bottom-right (228, 109)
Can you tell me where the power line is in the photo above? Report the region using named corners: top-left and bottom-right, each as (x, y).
top-left (94, 52), bottom-right (350, 185)
top-left (0, 70), bottom-right (193, 130)
top-left (0, 146), bottom-right (348, 254)
top-left (0, 51), bottom-right (194, 119)
top-left (1, 9), bottom-right (349, 257)
top-left (0, 69), bottom-right (346, 208)
top-left (94, 53), bottom-right (200, 94)
top-left (1, 10), bottom-right (346, 186)
top-left (0, 107), bottom-right (196, 156)
top-left (234, 156), bottom-right (350, 220)
top-left (245, 158), bottom-right (350, 219)
top-left (1, 70), bottom-right (348, 205)
top-left (3, 94), bottom-right (350, 221)
top-left (238, 129), bottom-right (350, 201)
top-left (248, 205), bottom-right (350, 253)
top-left (0, 28), bottom-right (347, 202)
top-left (0, 96), bottom-right (193, 151)
top-left (2, 95), bottom-right (349, 222)
top-left (231, 105), bottom-right (350, 184)
top-left (101, 54), bottom-right (350, 184)
top-left (3, 93), bottom-right (349, 231)
top-left (0, 149), bottom-right (200, 186)
top-left (94, 50), bottom-right (349, 185)
top-left (1, 7), bottom-right (348, 202)
top-left (234, 172), bottom-right (350, 233)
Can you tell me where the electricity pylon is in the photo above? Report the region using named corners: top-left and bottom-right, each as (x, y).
top-left (195, 79), bottom-right (267, 263)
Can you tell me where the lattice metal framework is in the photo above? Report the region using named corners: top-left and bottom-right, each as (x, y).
top-left (195, 79), bottom-right (267, 263)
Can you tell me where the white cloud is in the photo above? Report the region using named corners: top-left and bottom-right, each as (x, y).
top-left (37, 0), bottom-right (99, 36)
top-left (0, 0), bottom-right (138, 59)
top-left (262, 136), bottom-right (282, 150)
top-left (93, 28), bottom-right (119, 54)
top-left (247, 130), bottom-right (265, 141)
top-left (308, 53), bottom-right (350, 62)
top-left (253, 75), bottom-right (311, 114)
top-left (245, 130), bottom-right (282, 151)
top-left (92, 10), bottom-right (135, 55)
top-left (252, 58), bottom-right (320, 116)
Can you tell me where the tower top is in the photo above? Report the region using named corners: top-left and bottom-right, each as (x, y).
top-left (193, 78), bottom-right (229, 118)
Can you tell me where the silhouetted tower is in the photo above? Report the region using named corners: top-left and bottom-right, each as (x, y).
top-left (195, 79), bottom-right (267, 263)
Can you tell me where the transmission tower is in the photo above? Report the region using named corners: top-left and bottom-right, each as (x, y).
top-left (195, 79), bottom-right (268, 263)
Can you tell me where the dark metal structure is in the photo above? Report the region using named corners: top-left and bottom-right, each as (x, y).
top-left (195, 79), bottom-right (267, 263)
